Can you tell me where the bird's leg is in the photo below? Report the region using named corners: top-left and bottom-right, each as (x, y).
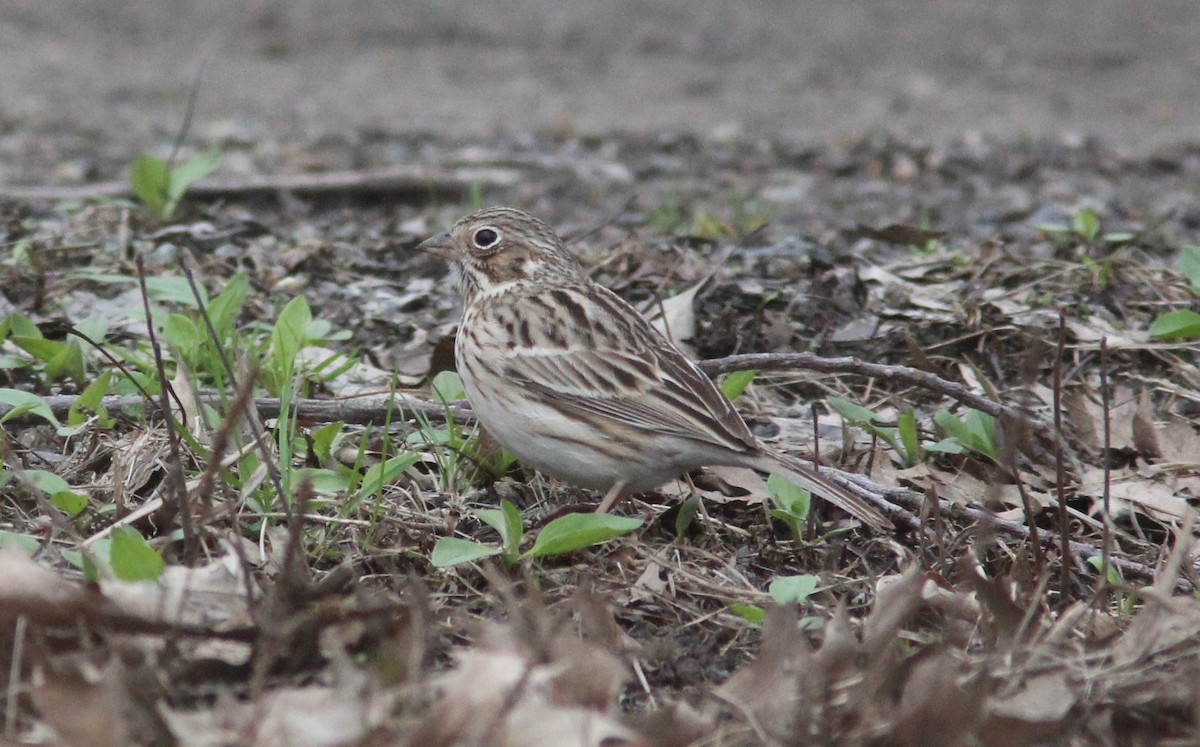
top-left (594, 480), bottom-right (629, 514)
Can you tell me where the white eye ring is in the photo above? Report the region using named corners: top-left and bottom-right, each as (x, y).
top-left (472, 226), bottom-right (501, 250)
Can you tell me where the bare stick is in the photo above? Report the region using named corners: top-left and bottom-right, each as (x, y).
top-left (1099, 337), bottom-right (1113, 597)
top-left (7, 392), bottom-right (470, 427)
top-left (697, 352), bottom-right (1065, 457)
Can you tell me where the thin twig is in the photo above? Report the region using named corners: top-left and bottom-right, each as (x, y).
top-left (1099, 336), bottom-right (1113, 598)
top-left (1054, 308), bottom-right (1072, 602)
top-left (134, 255), bottom-right (196, 564)
top-left (4, 393), bottom-right (471, 426)
top-left (180, 256), bottom-right (289, 521)
top-left (697, 352), bottom-right (1066, 459)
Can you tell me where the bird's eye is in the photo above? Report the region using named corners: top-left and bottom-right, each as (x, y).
top-left (472, 227), bottom-right (500, 250)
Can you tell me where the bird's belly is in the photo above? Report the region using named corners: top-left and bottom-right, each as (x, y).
top-left (460, 370), bottom-right (684, 492)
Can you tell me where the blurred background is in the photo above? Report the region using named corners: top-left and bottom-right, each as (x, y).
top-left (2, 0), bottom-right (1199, 161)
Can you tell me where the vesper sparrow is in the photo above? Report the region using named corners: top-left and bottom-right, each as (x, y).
top-left (417, 207), bottom-right (888, 529)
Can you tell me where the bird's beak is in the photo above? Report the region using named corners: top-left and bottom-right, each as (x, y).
top-left (416, 232), bottom-right (456, 261)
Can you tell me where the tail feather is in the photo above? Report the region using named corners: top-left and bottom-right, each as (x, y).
top-left (748, 450), bottom-right (892, 530)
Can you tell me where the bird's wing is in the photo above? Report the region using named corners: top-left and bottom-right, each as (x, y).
top-left (501, 290), bottom-right (757, 453)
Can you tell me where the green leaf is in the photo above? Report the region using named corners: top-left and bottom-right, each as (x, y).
top-left (167, 149), bottom-right (221, 202)
top-left (0, 389), bottom-right (60, 427)
top-left (206, 273), bottom-right (250, 338)
top-left (163, 313), bottom-right (203, 357)
top-left (130, 153), bottom-right (171, 215)
top-left (1073, 208), bottom-right (1100, 241)
top-left (1087, 555), bottom-right (1122, 585)
top-left (963, 410), bottom-right (997, 458)
top-left (827, 395), bottom-right (882, 425)
top-left (897, 409), bottom-right (920, 465)
top-left (674, 495), bottom-right (701, 538)
top-left (729, 603), bottom-right (765, 626)
top-left (356, 452), bottom-right (420, 501)
top-left (768, 574), bottom-right (820, 605)
top-left (0, 531), bottom-right (40, 556)
top-left (73, 314), bottom-right (109, 345)
top-left (50, 490), bottom-right (88, 516)
top-left (526, 513), bottom-right (642, 558)
top-left (1178, 246), bottom-right (1200, 292)
top-left (720, 369), bottom-right (758, 400)
top-left (475, 508), bottom-right (506, 535)
top-left (144, 276), bottom-right (206, 307)
top-left (431, 370), bottom-right (466, 403)
top-left (290, 467), bottom-right (351, 495)
top-left (475, 502), bottom-right (524, 554)
top-left (10, 335), bottom-right (65, 363)
top-left (925, 438), bottom-right (965, 454)
top-left (431, 537), bottom-right (502, 567)
top-left (500, 499), bottom-right (523, 555)
top-left (1, 313), bottom-right (42, 339)
top-left (109, 526), bottom-right (165, 581)
top-left (1148, 310), bottom-right (1200, 340)
top-left (17, 470), bottom-right (88, 516)
top-left (309, 421), bottom-right (344, 462)
top-left (767, 473), bottom-right (810, 518)
top-left (934, 409), bottom-right (971, 443)
top-left (269, 295), bottom-right (313, 383)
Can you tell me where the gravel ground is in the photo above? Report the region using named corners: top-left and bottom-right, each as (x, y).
top-left (3, 0), bottom-right (1200, 183)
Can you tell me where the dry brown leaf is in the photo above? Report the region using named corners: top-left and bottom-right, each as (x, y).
top-left (423, 619), bottom-right (633, 747)
top-left (988, 672), bottom-right (1075, 730)
top-left (0, 550), bottom-right (90, 627)
top-left (715, 606), bottom-right (807, 737)
top-left (1079, 469), bottom-right (1191, 521)
top-left (646, 280), bottom-right (702, 356)
top-left (170, 351), bottom-right (209, 445)
top-left (1132, 390), bottom-right (1162, 458)
top-left (891, 650), bottom-right (987, 747)
top-left (1065, 317), bottom-right (1149, 349)
top-left (98, 542), bottom-right (258, 629)
top-left (30, 655), bottom-right (133, 747)
top-left (1064, 385), bottom-right (1143, 452)
top-left (1158, 421), bottom-right (1200, 464)
top-left (631, 560), bottom-right (668, 602)
top-left (253, 673), bottom-right (374, 747)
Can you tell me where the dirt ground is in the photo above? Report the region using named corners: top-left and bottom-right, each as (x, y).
top-left (3, 0), bottom-right (1200, 175)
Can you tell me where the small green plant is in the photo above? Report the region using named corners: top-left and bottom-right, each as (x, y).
top-left (1036, 207), bottom-right (1135, 288)
top-left (1146, 246), bottom-right (1200, 341)
top-left (1148, 309), bottom-right (1200, 341)
top-left (430, 498), bottom-right (643, 567)
top-left (766, 473), bottom-right (810, 541)
top-left (728, 573), bottom-right (823, 628)
top-left (0, 312), bottom-right (106, 384)
top-left (646, 197), bottom-right (773, 239)
top-left (932, 408), bottom-right (998, 461)
top-left (1037, 206), bottom-right (1133, 246)
top-left (1086, 555), bottom-right (1137, 614)
top-left (827, 397), bottom-right (951, 468)
top-left (129, 149), bottom-right (221, 220)
top-left (0, 466), bottom-right (88, 517)
top-left (409, 371), bottom-right (480, 492)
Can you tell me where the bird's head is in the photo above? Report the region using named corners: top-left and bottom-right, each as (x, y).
top-left (417, 207), bottom-right (583, 298)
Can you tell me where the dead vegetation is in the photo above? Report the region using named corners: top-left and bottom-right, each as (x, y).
top-left (1, 132), bottom-right (1199, 745)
